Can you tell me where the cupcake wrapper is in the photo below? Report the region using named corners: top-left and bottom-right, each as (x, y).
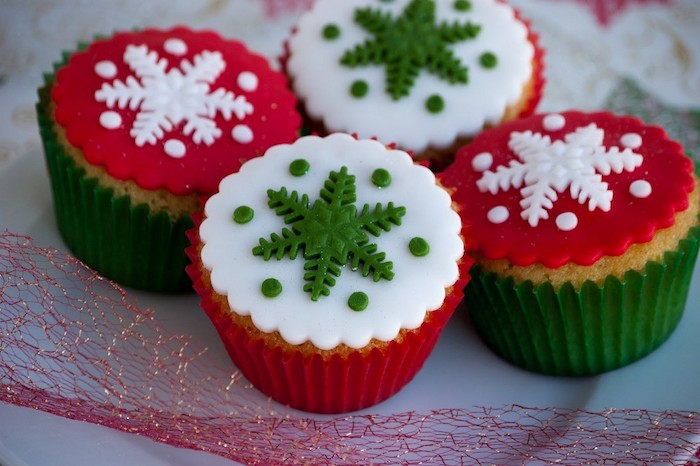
top-left (514, 9), bottom-right (546, 119)
top-left (37, 72), bottom-right (193, 293)
top-left (186, 217), bottom-right (470, 413)
top-left (466, 221), bottom-right (700, 376)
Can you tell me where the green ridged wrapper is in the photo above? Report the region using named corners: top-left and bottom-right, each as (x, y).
top-left (37, 66), bottom-right (193, 293)
top-left (466, 212), bottom-right (700, 376)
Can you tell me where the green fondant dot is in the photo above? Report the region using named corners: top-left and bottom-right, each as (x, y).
top-left (371, 168), bottom-right (392, 188)
top-left (289, 158), bottom-right (310, 176)
top-left (454, 0), bottom-right (472, 11)
top-left (409, 237), bottom-right (430, 257)
top-left (322, 24), bottom-right (340, 40)
top-left (233, 205), bottom-right (254, 224)
top-left (480, 51), bottom-right (498, 69)
top-left (350, 80), bottom-right (369, 98)
top-left (261, 278), bottom-right (283, 298)
top-left (425, 94), bottom-right (445, 114)
top-left (348, 291), bottom-right (369, 311)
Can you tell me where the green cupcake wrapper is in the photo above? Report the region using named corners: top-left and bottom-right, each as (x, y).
top-left (466, 216), bottom-right (700, 376)
top-left (37, 68), bottom-right (193, 293)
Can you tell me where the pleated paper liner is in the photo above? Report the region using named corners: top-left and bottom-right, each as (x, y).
top-left (185, 217), bottom-right (472, 414)
top-left (466, 215), bottom-right (700, 376)
top-left (37, 70), bottom-right (193, 293)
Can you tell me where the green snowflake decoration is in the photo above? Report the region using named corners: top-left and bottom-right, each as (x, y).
top-left (253, 166), bottom-right (406, 301)
top-left (340, 0), bottom-right (481, 100)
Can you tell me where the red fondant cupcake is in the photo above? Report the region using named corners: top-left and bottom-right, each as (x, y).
top-left (440, 110), bottom-right (700, 375)
top-left (37, 27), bottom-right (300, 291)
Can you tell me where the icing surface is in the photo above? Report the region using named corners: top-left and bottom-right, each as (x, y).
top-left (52, 27), bottom-right (300, 195)
top-left (439, 111), bottom-right (695, 268)
top-left (477, 123), bottom-right (644, 227)
top-left (287, 0), bottom-right (534, 154)
top-left (200, 133), bottom-right (464, 350)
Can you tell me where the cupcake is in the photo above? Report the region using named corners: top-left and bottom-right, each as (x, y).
top-left (186, 133), bottom-right (469, 413)
top-left (284, 0), bottom-right (544, 166)
top-left (37, 27), bottom-right (300, 292)
top-left (439, 111), bottom-right (700, 376)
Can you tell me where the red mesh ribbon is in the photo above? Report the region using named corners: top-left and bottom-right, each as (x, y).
top-left (262, 0), bottom-right (314, 18)
top-left (1, 230), bottom-right (700, 465)
top-left (562, 0), bottom-right (671, 26)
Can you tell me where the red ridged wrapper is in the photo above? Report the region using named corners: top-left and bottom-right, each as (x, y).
top-left (186, 212), bottom-right (472, 413)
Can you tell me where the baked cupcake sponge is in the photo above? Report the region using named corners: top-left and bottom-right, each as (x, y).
top-left (37, 27), bottom-right (300, 291)
top-left (187, 134), bottom-right (470, 412)
top-left (285, 0), bottom-right (545, 165)
top-left (440, 111), bottom-right (699, 375)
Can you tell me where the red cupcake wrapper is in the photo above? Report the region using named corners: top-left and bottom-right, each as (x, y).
top-left (186, 213), bottom-right (471, 413)
top-left (513, 6), bottom-right (546, 119)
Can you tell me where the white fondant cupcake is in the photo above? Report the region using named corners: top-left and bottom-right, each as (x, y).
top-left (186, 133), bottom-right (471, 413)
top-left (284, 0), bottom-right (544, 165)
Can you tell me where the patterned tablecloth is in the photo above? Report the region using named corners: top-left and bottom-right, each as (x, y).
top-left (1, 1), bottom-right (700, 465)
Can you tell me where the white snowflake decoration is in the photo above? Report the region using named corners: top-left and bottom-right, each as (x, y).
top-left (94, 43), bottom-right (254, 154)
top-left (477, 123), bottom-right (644, 227)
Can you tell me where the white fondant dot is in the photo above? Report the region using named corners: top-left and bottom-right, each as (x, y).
top-left (487, 205), bottom-right (509, 224)
top-left (237, 71), bottom-right (259, 92)
top-left (556, 212), bottom-right (578, 231)
top-left (164, 38), bottom-right (187, 56)
top-left (542, 113), bottom-right (566, 131)
top-left (629, 179), bottom-right (652, 198)
top-left (620, 133), bottom-right (642, 149)
top-left (164, 139), bottom-right (187, 158)
top-left (99, 111), bottom-right (122, 129)
top-left (472, 152), bottom-right (493, 172)
top-left (232, 124), bottom-right (254, 144)
top-left (94, 60), bottom-right (117, 79)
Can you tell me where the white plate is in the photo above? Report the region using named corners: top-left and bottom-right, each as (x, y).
top-left (2, 1), bottom-right (700, 463)
top-left (1, 138), bottom-right (699, 465)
